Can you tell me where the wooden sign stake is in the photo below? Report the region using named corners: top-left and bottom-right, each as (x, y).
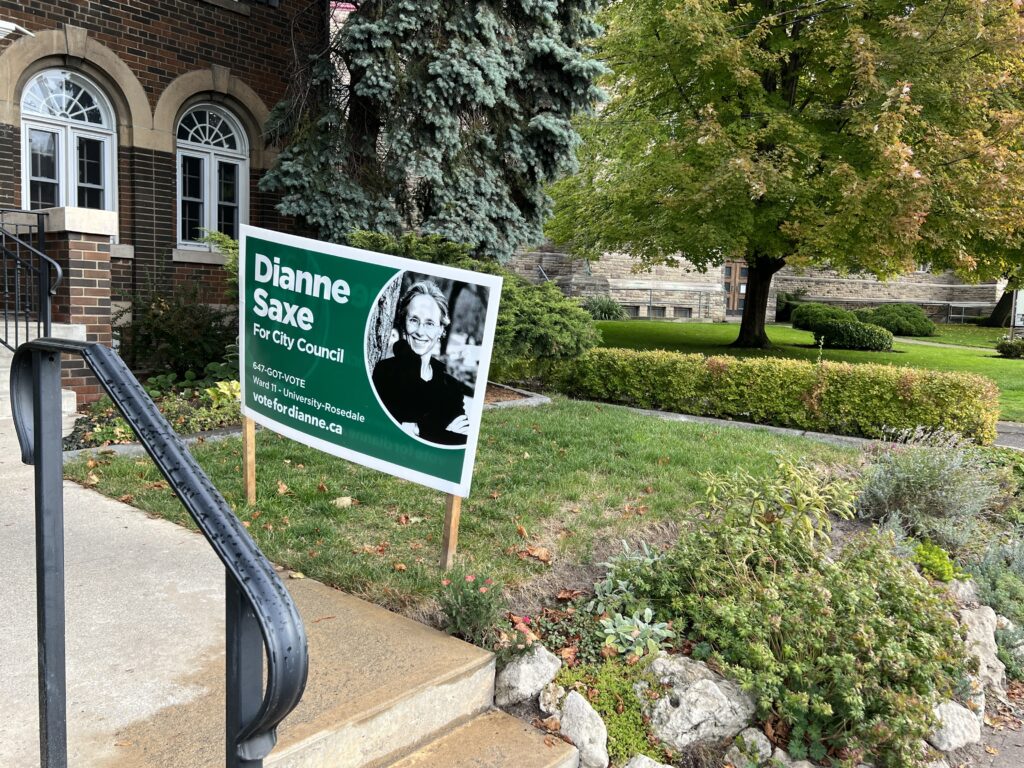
top-left (243, 416), bottom-right (256, 506)
top-left (440, 494), bottom-right (462, 570)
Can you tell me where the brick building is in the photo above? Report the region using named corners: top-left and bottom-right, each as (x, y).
top-left (0, 0), bottom-right (328, 401)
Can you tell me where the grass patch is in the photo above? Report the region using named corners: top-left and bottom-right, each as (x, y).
top-left (65, 398), bottom-right (856, 611)
top-left (925, 324), bottom-right (1006, 348)
top-left (598, 320), bottom-right (1024, 422)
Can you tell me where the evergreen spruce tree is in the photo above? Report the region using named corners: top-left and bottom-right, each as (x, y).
top-left (260, 0), bottom-right (604, 260)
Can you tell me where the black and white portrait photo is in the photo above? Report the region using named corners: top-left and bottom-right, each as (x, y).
top-left (366, 271), bottom-right (492, 447)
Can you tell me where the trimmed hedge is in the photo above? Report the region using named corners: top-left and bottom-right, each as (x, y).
top-left (813, 319), bottom-right (894, 351)
top-left (791, 302), bottom-right (857, 332)
top-left (854, 303), bottom-right (937, 337)
top-left (553, 348), bottom-right (1000, 444)
top-left (996, 339), bottom-right (1024, 359)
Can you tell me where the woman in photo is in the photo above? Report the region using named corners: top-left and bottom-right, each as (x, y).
top-left (372, 280), bottom-right (471, 445)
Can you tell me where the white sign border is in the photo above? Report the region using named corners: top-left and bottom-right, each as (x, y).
top-left (238, 224), bottom-right (503, 498)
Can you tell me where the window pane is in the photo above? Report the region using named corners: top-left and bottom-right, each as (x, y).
top-left (740, 267), bottom-right (749, 277)
top-left (739, 284), bottom-right (747, 294)
top-left (182, 155), bottom-right (203, 199)
top-left (30, 129), bottom-right (58, 180)
top-left (30, 181), bottom-right (58, 209)
top-left (218, 162), bottom-right (238, 203)
top-left (76, 136), bottom-right (104, 209)
top-left (724, 282), bottom-right (731, 293)
top-left (180, 155), bottom-right (204, 242)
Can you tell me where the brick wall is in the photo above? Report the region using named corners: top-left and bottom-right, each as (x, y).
top-left (0, 1), bottom-right (326, 114)
top-left (0, 123), bottom-right (14, 208)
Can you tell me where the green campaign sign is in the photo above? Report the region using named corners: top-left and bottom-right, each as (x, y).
top-left (239, 225), bottom-right (503, 496)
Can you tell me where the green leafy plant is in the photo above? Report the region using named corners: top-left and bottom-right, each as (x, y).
top-left (912, 542), bottom-right (967, 583)
top-left (201, 230), bottom-right (240, 300)
top-left (206, 380), bottom-right (241, 407)
top-left (535, 607), bottom-right (606, 667)
top-left (790, 302), bottom-right (857, 332)
top-left (854, 304), bottom-right (936, 337)
top-left (813, 319), bottom-right (894, 351)
top-left (858, 429), bottom-right (1006, 555)
top-left (437, 571), bottom-right (504, 647)
top-left (587, 541), bottom-right (664, 616)
top-left (582, 295), bottom-right (628, 321)
top-left (599, 607), bottom-right (673, 658)
top-left (599, 465), bottom-right (971, 767)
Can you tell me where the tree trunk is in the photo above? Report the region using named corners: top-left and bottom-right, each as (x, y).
top-left (731, 257), bottom-right (786, 348)
top-left (983, 290), bottom-right (1013, 327)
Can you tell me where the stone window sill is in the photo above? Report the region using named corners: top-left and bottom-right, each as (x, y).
top-left (200, 0), bottom-right (251, 15)
top-left (39, 207), bottom-right (118, 237)
top-left (173, 248), bottom-right (227, 266)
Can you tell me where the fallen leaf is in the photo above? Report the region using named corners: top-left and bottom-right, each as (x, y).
top-left (146, 480), bottom-right (168, 490)
top-left (544, 736), bottom-right (555, 748)
top-left (516, 524), bottom-right (528, 538)
top-left (289, 571), bottom-right (305, 579)
top-left (397, 514), bottom-right (410, 525)
top-left (277, 481), bottom-right (290, 495)
top-left (242, 521), bottom-right (251, 528)
top-left (333, 496), bottom-right (353, 508)
top-left (523, 451), bottom-right (530, 459)
top-left (262, 523), bottom-right (273, 531)
top-left (557, 646), bottom-right (578, 666)
top-left (117, 494), bottom-right (135, 504)
top-left (644, 485), bottom-right (654, 494)
top-left (556, 589), bottom-right (583, 601)
top-left (113, 739), bottom-right (133, 747)
top-left (394, 562), bottom-right (407, 572)
top-left (490, 490), bottom-right (500, 499)
top-left (84, 472), bottom-right (100, 486)
top-left (408, 516), bottom-right (424, 524)
top-left (317, 480), bottom-right (329, 493)
top-left (523, 545), bottom-right (552, 564)
top-left (536, 716), bottom-right (560, 732)
top-left (986, 746), bottom-right (999, 755)
top-left (86, 458), bottom-right (98, 469)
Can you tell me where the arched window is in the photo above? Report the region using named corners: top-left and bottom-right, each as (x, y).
top-left (176, 105), bottom-right (249, 247)
top-left (21, 70), bottom-right (117, 210)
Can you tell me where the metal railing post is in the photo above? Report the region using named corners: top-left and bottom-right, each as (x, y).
top-left (32, 348), bottom-right (68, 768)
top-left (227, 577), bottom-right (267, 768)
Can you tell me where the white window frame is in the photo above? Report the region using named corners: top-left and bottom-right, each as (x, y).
top-left (175, 104), bottom-right (249, 250)
top-left (20, 70), bottom-right (117, 212)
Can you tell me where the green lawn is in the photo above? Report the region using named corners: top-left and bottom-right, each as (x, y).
top-left (65, 398), bottom-right (856, 611)
top-left (920, 323), bottom-right (1006, 348)
top-left (597, 321), bottom-right (1024, 422)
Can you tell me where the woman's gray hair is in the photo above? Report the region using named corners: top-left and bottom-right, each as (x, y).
top-left (396, 279), bottom-right (451, 331)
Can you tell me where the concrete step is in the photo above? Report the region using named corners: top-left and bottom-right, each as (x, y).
top-left (387, 710), bottom-right (578, 768)
top-left (0, 323), bottom-right (88, 416)
top-left (99, 578), bottom-right (496, 768)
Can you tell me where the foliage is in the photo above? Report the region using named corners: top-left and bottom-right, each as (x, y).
top-left (557, 660), bottom-right (670, 766)
top-left (437, 570), bottom-right (504, 647)
top-left (599, 607), bottom-right (674, 659)
top-left (790, 303), bottom-right (857, 333)
top-left (997, 625), bottom-right (1024, 682)
top-left (912, 542), bottom-right (967, 583)
top-left (555, 347), bottom-right (1001, 443)
top-left (813, 319), bottom-right (894, 352)
top-left (857, 429), bottom-right (1008, 554)
top-left (996, 338), bottom-right (1024, 359)
top-left (587, 541), bottom-right (664, 616)
top-left (582, 295), bottom-right (628, 321)
top-left (970, 541), bottom-right (1024, 627)
top-left (607, 467), bottom-right (971, 767)
top-left (854, 304), bottom-right (936, 337)
top-left (547, 0), bottom-right (1024, 346)
top-left (201, 230), bottom-right (239, 300)
top-left (260, 1), bottom-right (604, 260)
top-left (345, 230), bottom-right (599, 379)
top-left (118, 288), bottom-right (237, 377)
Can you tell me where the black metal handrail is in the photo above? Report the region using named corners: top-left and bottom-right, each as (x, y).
top-left (11, 338), bottom-right (308, 768)
top-left (0, 209), bottom-right (63, 352)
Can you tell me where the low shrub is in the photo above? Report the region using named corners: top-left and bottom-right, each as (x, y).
top-left (553, 348), bottom-right (1001, 443)
top-left (854, 304), bottom-right (936, 337)
top-left (582, 295), bottom-right (628, 321)
top-left (996, 338), bottom-right (1024, 359)
top-left (969, 541), bottom-right (1024, 680)
top-left (857, 429), bottom-right (1008, 554)
top-left (438, 570), bottom-right (503, 647)
top-left (813, 319), bottom-right (894, 351)
top-left (602, 464), bottom-right (971, 767)
top-left (790, 302), bottom-right (857, 332)
top-left (912, 542), bottom-right (967, 582)
top-left (118, 288), bottom-right (237, 377)
top-left (346, 230), bottom-right (600, 380)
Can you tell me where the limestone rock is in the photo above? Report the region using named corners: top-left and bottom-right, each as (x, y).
top-left (927, 700), bottom-right (982, 752)
top-left (996, 614), bottom-right (1016, 632)
top-left (623, 756), bottom-right (673, 768)
top-left (945, 579), bottom-right (978, 605)
top-left (724, 727), bottom-right (772, 767)
top-left (639, 654), bottom-right (755, 750)
top-left (561, 690), bottom-right (609, 768)
top-left (960, 606), bottom-right (1006, 699)
top-left (791, 762), bottom-right (816, 768)
top-left (539, 681), bottom-right (566, 715)
top-left (771, 747), bottom-right (793, 766)
top-left (495, 645), bottom-right (561, 707)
